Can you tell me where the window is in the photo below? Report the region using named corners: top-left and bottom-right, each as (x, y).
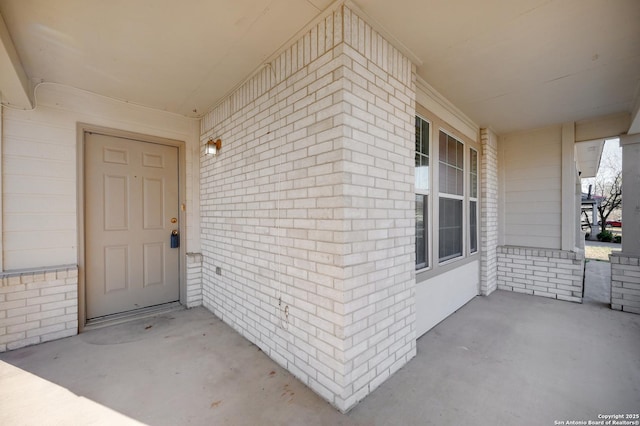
top-left (438, 131), bottom-right (464, 262)
top-left (415, 116), bottom-right (430, 269)
top-left (416, 194), bottom-right (428, 268)
top-left (469, 148), bottom-right (478, 254)
top-left (414, 111), bottom-right (481, 271)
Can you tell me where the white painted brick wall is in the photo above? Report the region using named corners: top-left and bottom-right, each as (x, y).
top-left (610, 253), bottom-right (640, 314)
top-left (0, 266), bottom-right (78, 352)
top-left (336, 18), bottom-right (416, 408)
top-left (480, 128), bottom-right (498, 296)
top-left (186, 253), bottom-right (203, 307)
top-left (497, 246), bottom-right (584, 302)
top-left (199, 5), bottom-right (415, 412)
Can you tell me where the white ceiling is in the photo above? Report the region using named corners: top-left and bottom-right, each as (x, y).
top-left (0, 0), bottom-right (334, 115)
top-left (1, 0), bottom-right (639, 134)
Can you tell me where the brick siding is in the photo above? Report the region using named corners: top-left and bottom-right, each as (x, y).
top-left (480, 128), bottom-right (498, 295)
top-left (610, 253), bottom-right (640, 314)
top-left (199, 5), bottom-right (415, 412)
top-left (0, 265), bottom-right (78, 352)
top-left (186, 253), bottom-right (203, 308)
top-left (497, 246), bottom-right (583, 302)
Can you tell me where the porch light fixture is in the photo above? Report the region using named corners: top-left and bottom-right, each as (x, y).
top-left (205, 138), bottom-right (221, 156)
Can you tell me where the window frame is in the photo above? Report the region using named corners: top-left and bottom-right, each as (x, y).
top-left (469, 147), bottom-right (479, 255)
top-left (413, 103), bottom-right (482, 282)
top-left (415, 115), bottom-right (431, 271)
top-left (438, 129), bottom-right (465, 264)
top-left (438, 197), bottom-right (464, 263)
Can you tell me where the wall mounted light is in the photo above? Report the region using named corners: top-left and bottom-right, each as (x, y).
top-left (205, 138), bottom-right (222, 156)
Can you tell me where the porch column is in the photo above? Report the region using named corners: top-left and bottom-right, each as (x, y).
top-left (561, 123), bottom-right (577, 250)
top-left (590, 201), bottom-right (598, 240)
top-left (610, 133), bottom-right (640, 314)
top-left (479, 128), bottom-right (499, 295)
top-left (619, 134), bottom-right (640, 254)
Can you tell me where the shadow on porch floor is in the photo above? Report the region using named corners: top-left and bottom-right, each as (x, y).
top-left (1, 290), bottom-right (639, 425)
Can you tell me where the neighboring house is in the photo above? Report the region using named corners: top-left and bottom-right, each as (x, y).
top-left (1, 0), bottom-right (639, 413)
top-left (580, 193), bottom-right (600, 238)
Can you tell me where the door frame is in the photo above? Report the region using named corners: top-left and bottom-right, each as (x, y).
top-left (77, 123), bottom-right (187, 331)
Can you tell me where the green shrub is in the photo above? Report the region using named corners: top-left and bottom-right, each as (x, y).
top-left (597, 230), bottom-right (613, 242)
top-left (613, 235), bottom-right (622, 244)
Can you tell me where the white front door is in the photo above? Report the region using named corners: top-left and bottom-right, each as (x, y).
top-left (85, 132), bottom-right (180, 319)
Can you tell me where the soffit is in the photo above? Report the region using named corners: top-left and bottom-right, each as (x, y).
top-left (0, 0), bottom-right (638, 134)
top-left (575, 139), bottom-right (605, 178)
top-left (356, 0), bottom-right (640, 133)
top-left (0, 0), bottom-right (333, 116)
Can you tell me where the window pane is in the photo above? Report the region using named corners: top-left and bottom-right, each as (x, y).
top-left (415, 194), bottom-right (428, 269)
top-left (439, 198), bottom-right (463, 261)
top-left (439, 164), bottom-right (446, 192)
top-left (471, 148), bottom-right (478, 172)
top-left (447, 136), bottom-right (457, 166)
top-left (446, 165), bottom-right (456, 194)
top-left (416, 155), bottom-right (429, 190)
top-left (438, 131), bottom-right (464, 196)
top-left (470, 149), bottom-right (478, 198)
top-left (439, 131), bottom-right (447, 162)
top-left (470, 200), bottom-right (477, 253)
top-left (471, 173), bottom-right (478, 198)
top-left (421, 155), bottom-right (430, 189)
top-left (415, 117), bottom-right (429, 191)
top-left (421, 120), bottom-right (430, 154)
top-left (457, 138), bottom-right (464, 168)
top-left (415, 117), bottom-right (421, 153)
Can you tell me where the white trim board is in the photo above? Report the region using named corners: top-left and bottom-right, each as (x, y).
top-left (416, 77), bottom-right (479, 142)
top-left (415, 260), bottom-right (479, 338)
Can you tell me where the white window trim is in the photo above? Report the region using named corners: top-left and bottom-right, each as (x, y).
top-left (440, 193), bottom-right (464, 201)
top-left (415, 114), bottom-right (432, 272)
top-left (469, 147), bottom-right (479, 255)
top-left (415, 193), bottom-right (431, 272)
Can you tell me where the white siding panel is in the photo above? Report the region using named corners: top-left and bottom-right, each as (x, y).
top-left (3, 175), bottom-right (74, 196)
top-left (3, 194), bottom-right (73, 214)
top-left (500, 125), bottom-right (562, 249)
top-left (505, 175), bottom-right (560, 188)
top-left (506, 223), bottom-right (558, 236)
top-left (505, 201), bottom-right (560, 214)
top-left (3, 140), bottom-right (75, 162)
top-left (3, 230), bottom-right (76, 250)
top-left (4, 213), bottom-right (76, 231)
top-left (504, 190), bottom-right (562, 203)
top-left (4, 157), bottom-right (75, 179)
top-left (3, 247), bottom-right (76, 268)
top-left (506, 213), bottom-right (561, 226)
top-left (3, 235), bottom-right (76, 267)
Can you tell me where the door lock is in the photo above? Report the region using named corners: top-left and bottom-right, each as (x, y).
top-left (170, 229), bottom-right (180, 248)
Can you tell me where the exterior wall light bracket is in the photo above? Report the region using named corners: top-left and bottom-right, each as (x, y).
top-left (206, 138), bottom-right (222, 156)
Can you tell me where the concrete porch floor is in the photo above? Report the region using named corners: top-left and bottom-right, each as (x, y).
top-left (1, 290), bottom-right (639, 426)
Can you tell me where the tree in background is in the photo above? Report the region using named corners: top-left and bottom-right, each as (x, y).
top-left (582, 139), bottom-right (623, 239)
top-left (595, 169), bottom-right (622, 235)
